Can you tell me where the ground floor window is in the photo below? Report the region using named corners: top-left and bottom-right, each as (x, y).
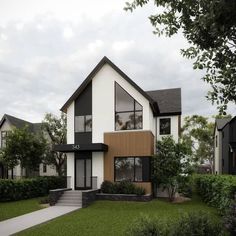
top-left (114, 157), bottom-right (150, 182)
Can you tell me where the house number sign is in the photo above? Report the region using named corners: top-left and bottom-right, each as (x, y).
top-left (72, 145), bottom-right (80, 150)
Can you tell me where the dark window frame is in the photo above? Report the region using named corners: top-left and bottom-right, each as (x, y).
top-left (1, 131), bottom-right (8, 148)
top-left (114, 156), bottom-right (151, 183)
top-left (114, 82), bottom-right (143, 131)
top-left (43, 164), bottom-right (47, 173)
top-left (75, 115), bottom-right (92, 133)
top-left (160, 118), bottom-right (171, 135)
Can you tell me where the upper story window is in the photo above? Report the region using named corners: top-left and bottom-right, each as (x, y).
top-left (115, 82), bottom-right (143, 131)
top-left (1, 131), bottom-right (8, 148)
top-left (160, 118), bottom-right (171, 135)
top-left (75, 115), bottom-right (92, 133)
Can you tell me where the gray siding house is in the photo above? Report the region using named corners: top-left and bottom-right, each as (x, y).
top-left (0, 114), bottom-right (57, 178)
top-left (214, 116), bottom-right (236, 175)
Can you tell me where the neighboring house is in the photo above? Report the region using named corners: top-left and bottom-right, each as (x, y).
top-left (0, 114), bottom-right (57, 178)
top-left (214, 117), bottom-right (236, 175)
top-left (55, 56), bottom-right (181, 194)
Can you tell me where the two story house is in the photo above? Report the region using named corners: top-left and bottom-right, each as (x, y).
top-left (55, 57), bottom-right (181, 194)
top-left (214, 116), bottom-right (236, 175)
top-left (0, 114), bottom-right (57, 178)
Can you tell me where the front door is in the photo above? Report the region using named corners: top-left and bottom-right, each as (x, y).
top-left (75, 157), bottom-right (92, 190)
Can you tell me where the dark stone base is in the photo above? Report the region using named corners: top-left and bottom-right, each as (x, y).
top-left (96, 193), bottom-right (152, 202)
top-left (82, 189), bottom-right (99, 208)
top-left (49, 188), bottom-right (72, 206)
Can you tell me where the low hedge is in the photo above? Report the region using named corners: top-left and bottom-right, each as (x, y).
top-left (0, 176), bottom-right (66, 201)
top-left (101, 180), bottom-right (145, 196)
top-left (126, 212), bottom-right (225, 236)
top-left (194, 174), bottom-right (236, 211)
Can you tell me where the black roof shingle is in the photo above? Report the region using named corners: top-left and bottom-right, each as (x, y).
top-left (146, 88), bottom-right (181, 115)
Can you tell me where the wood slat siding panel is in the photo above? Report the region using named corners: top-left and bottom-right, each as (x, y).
top-left (104, 131), bottom-right (154, 194)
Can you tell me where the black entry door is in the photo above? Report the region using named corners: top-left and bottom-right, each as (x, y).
top-left (75, 158), bottom-right (92, 190)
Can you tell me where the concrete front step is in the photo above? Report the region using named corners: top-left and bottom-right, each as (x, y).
top-left (60, 197), bottom-right (82, 201)
top-left (57, 200), bottom-right (82, 204)
top-left (55, 191), bottom-right (83, 207)
top-left (56, 203), bottom-right (81, 207)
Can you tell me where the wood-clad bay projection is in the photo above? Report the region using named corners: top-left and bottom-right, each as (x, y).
top-left (104, 131), bottom-right (154, 194)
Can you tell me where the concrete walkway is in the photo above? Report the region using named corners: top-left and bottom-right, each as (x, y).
top-left (0, 206), bottom-right (80, 236)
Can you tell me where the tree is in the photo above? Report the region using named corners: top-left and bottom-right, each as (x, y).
top-left (0, 126), bottom-right (47, 176)
top-left (181, 115), bottom-right (214, 171)
top-left (42, 113), bottom-right (67, 176)
top-left (125, 0), bottom-right (236, 114)
top-left (152, 135), bottom-right (191, 201)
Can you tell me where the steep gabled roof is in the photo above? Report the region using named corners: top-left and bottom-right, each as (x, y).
top-left (215, 118), bottom-right (232, 130)
top-left (146, 88), bottom-right (181, 116)
top-left (60, 56), bottom-right (159, 115)
top-left (0, 114), bottom-right (42, 134)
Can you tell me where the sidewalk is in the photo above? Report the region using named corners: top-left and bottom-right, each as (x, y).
top-left (0, 206), bottom-right (80, 236)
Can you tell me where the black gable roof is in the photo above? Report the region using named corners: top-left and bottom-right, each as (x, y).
top-left (215, 118), bottom-right (232, 130)
top-left (0, 114), bottom-right (42, 134)
top-left (146, 88), bottom-right (181, 116)
top-left (60, 56), bottom-right (159, 116)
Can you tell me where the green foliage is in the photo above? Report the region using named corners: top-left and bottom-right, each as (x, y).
top-left (194, 174), bottom-right (236, 211)
top-left (42, 112), bottom-right (67, 176)
top-left (126, 215), bottom-right (167, 236)
top-left (152, 136), bottom-right (192, 201)
top-left (101, 180), bottom-right (145, 195)
top-left (0, 126), bottom-right (47, 173)
top-left (171, 211), bottom-right (225, 236)
top-left (181, 115), bottom-right (214, 171)
top-left (126, 212), bottom-right (224, 236)
top-left (125, 0), bottom-right (236, 114)
top-left (224, 202), bottom-right (236, 235)
top-left (0, 176), bottom-right (66, 201)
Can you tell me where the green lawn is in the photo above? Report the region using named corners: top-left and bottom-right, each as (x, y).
top-left (16, 196), bottom-right (220, 236)
top-left (0, 197), bottom-right (47, 221)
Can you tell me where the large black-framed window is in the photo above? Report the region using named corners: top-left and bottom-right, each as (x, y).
top-left (160, 118), bottom-right (171, 135)
top-left (75, 115), bottom-right (92, 133)
top-left (115, 82), bottom-right (143, 131)
top-left (114, 157), bottom-right (150, 182)
top-left (1, 131), bottom-right (8, 148)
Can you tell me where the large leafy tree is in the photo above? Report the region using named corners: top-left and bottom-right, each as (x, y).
top-left (152, 135), bottom-right (191, 201)
top-left (125, 0), bottom-right (236, 114)
top-left (181, 115), bottom-right (214, 171)
top-left (0, 126), bottom-right (47, 176)
top-left (42, 113), bottom-right (67, 176)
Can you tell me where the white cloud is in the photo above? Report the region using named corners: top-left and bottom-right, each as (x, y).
top-left (0, 1), bottom-right (234, 122)
top-left (112, 40), bottom-right (134, 52)
top-left (63, 27), bottom-right (74, 40)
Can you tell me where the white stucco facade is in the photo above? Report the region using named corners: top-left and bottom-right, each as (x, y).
top-left (66, 101), bottom-right (75, 189)
top-left (214, 127), bottom-right (222, 174)
top-left (92, 64), bottom-right (152, 143)
top-left (65, 59), bottom-right (181, 190)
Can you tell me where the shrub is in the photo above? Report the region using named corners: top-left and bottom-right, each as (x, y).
top-left (126, 212), bottom-right (225, 236)
top-left (126, 215), bottom-right (167, 236)
top-left (194, 174), bottom-right (236, 211)
top-left (101, 180), bottom-right (145, 195)
top-left (0, 176), bottom-right (66, 201)
top-left (224, 202), bottom-right (236, 236)
top-left (171, 211), bottom-right (225, 236)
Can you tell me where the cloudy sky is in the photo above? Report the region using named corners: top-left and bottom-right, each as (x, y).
top-left (0, 0), bottom-right (234, 123)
